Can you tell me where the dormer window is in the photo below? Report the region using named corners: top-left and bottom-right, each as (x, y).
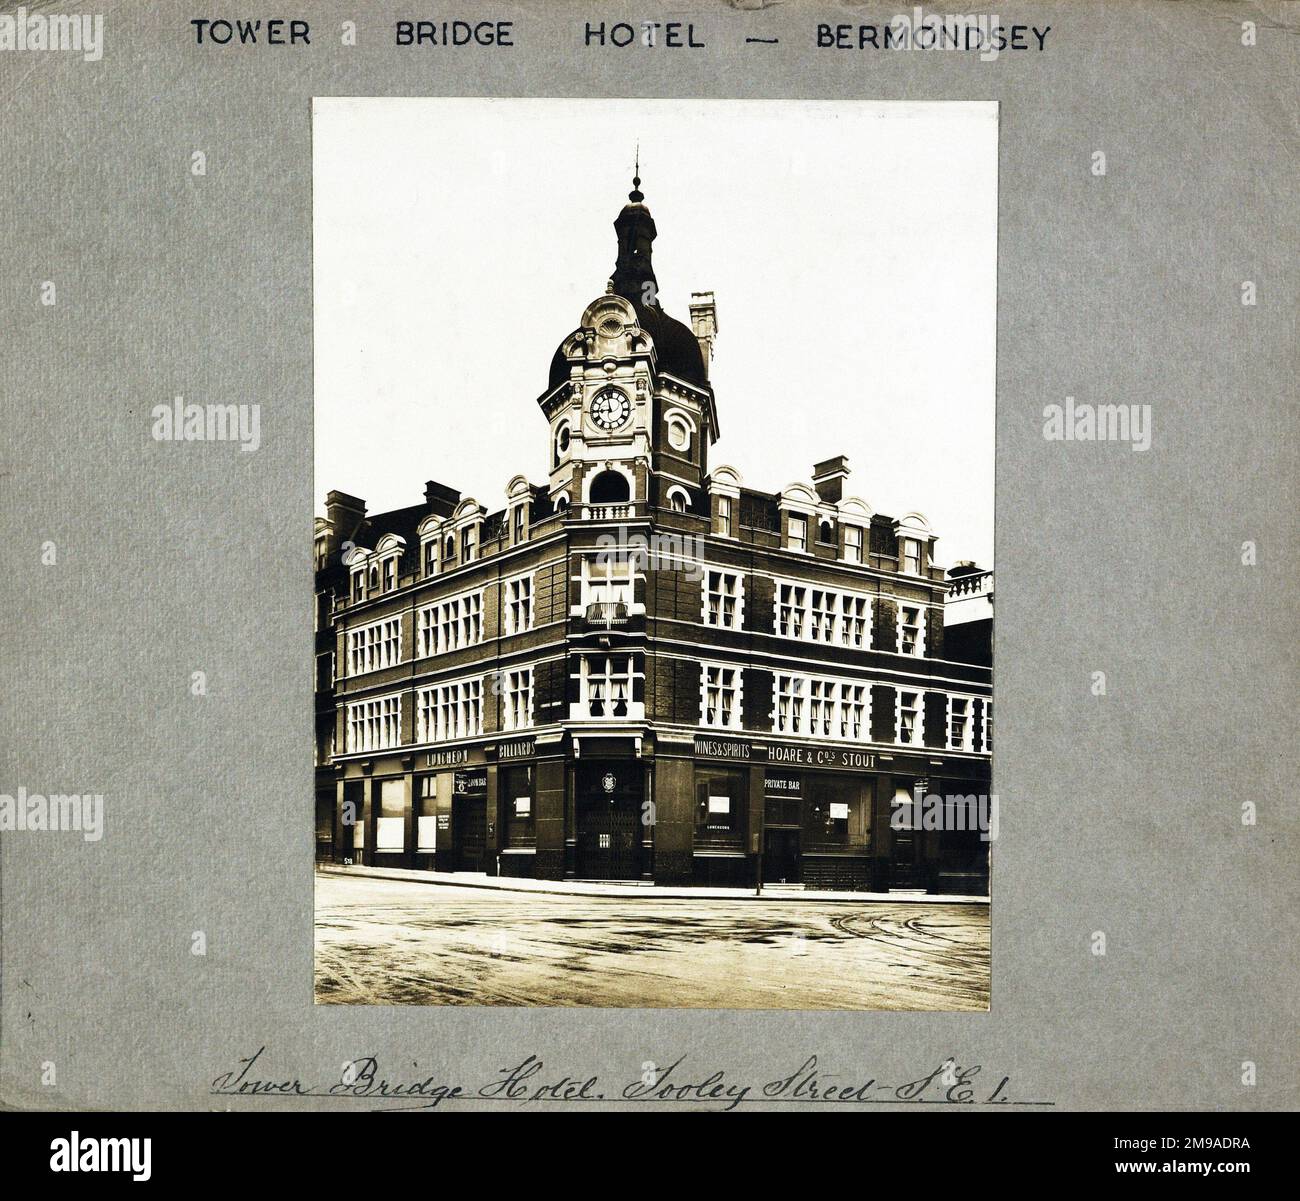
top-left (788, 515), bottom-right (808, 553)
top-left (709, 467), bottom-right (742, 539)
top-left (462, 525), bottom-right (476, 562)
top-left (423, 540), bottom-right (437, 577)
top-left (892, 515), bottom-right (932, 579)
top-left (844, 525), bottom-right (863, 564)
top-left (351, 571), bottom-right (364, 602)
top-left (512, 505), bottom-right (526, 544)
top-left (382, 557), bottom-right (396, 592)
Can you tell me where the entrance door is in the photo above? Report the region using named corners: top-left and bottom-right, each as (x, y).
top-left (452, 795), bottom-right (487, 873)
top-left (763, 828), bottom-right (801, 884)
top-left (890, 830), bottom-right (922, 889)
top-left (575, 765), bottom-right (641, 880)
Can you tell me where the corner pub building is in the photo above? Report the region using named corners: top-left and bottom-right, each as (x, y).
top-left (314, 174), bottom-right (993, 895)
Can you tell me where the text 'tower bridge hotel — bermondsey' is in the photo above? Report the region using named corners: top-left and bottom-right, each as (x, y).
top-left (314, 173), bottom-right (993, 894)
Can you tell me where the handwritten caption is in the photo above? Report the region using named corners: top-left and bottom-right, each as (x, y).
top-left (211, 1047), bottom-right (1050, 1111)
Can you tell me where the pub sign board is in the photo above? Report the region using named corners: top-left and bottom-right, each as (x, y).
top-left (694, 737), bottom-right (876, 771)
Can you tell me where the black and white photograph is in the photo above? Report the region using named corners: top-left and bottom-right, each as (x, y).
top-left (312, 99), bottom-right (997, 1009)
top-left (2, 0), bottom-right (1295, 1165)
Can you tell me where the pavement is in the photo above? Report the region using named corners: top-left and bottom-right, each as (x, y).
top-left (318, 863), bottom-right (989, 905)
top-left (314, 871), bottom-right (991, 1010)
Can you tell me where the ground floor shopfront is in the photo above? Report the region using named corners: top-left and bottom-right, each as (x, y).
top-left (318, 730), bottom-right (991, 895)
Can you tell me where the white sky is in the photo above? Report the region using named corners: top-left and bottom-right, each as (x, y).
top-left (314, 98), bottom-right (997, 567)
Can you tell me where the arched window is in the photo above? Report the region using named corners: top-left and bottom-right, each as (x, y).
top-left (666, 486), bottom-right (690, 513)
top-left (555, 494), bottom-right (570, 515)
top-left (368, 565), bottom-right (379, 590)
top-left (819, 520), bottom-right (834, 545)
top-left (667, 418), bottom-right (690, 453)
top-left (554, 422), bottom-right (571, 468)
top-left (444, 534), bottom-right (455, 560)
top-left (589, 470), bottom-right (630, 505)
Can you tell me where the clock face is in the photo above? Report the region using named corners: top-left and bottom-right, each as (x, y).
top-left (590, 387), bottom-right (632, 431)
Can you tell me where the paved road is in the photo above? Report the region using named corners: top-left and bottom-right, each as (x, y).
top-left (314, 873), bottom-right (990, 1010)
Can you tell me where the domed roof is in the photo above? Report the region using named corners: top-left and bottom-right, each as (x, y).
top-left (546, 171), bottom-right (708, 392)
top-left (548, 298), bottom-right (706, 391)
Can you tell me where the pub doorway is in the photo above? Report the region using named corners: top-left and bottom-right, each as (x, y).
top-left (451, 794), bottom-right (487, 873)
top-left (574, 762), bottom-right (642, 880)
top-left (889, 785), bottom-right (924, 889)
top-left (762, 827), bottom-right (801, 884)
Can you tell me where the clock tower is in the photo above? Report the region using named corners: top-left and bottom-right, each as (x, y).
top-left (538, 171), bottom-right (720, 516)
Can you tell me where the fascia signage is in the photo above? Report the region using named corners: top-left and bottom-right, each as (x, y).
top-left (694, 737), bottom-right (875, 771)
top-left (425, 747), bottom-right (470, 768)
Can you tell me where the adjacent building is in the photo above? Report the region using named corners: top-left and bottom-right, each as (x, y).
top-left (314, 174), bottom-right (993, 894)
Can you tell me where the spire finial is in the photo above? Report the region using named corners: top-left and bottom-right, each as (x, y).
top-left (629, 144), bottom-right (643, 203)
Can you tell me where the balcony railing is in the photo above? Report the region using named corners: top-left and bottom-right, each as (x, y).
top-left (947, 570), bottom-right (993, 598)
top-left (577, 501), bottom-right (647, 521)
top-left (585, 601), bottom-right (630, 628)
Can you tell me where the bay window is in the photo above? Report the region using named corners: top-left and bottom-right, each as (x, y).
top-left (573, 654), bottom-right (642, 720)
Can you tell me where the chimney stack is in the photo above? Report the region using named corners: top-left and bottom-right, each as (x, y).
top-left (325, 490), bottom-right (367, 545)
top-left (424, 479), bottom-right (461, 517)
top-left (689, 292), bottom-right (718, 378)
top-left (812, 455), bottom-right (850, 504)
